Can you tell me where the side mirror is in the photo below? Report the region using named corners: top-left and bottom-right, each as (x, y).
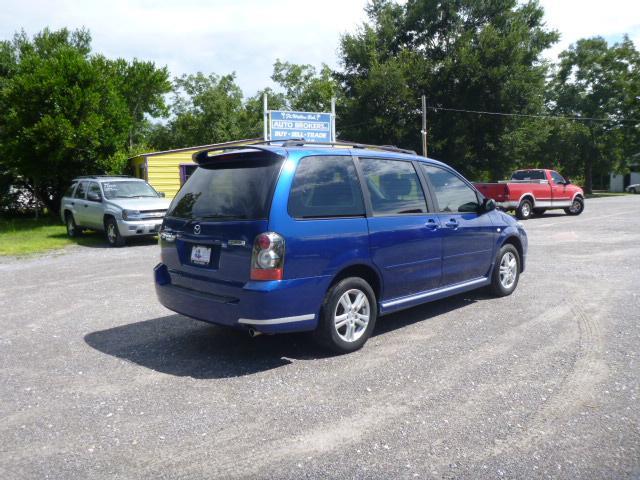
top-left (87, 192), bottom-right (102, 202)
top-left (564, 177), bottom-right (571, 185)
top-left (158, 192), bottom-right (166, 198)
top-left (482, 198), bottom-right (496, 213)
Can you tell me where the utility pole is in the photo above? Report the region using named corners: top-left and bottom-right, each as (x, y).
top-left (331, 97), bottom-right (336, 142)
top-left (263, 92), bottom-right (268, 141)
top-left (421, 95), bottom-right (428, 157)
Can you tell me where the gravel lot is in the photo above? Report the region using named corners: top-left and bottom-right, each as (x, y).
top-left (1, 195), bottom-right (639, 479)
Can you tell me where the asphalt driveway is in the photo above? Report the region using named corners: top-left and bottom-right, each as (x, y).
top-left (1, 195), bottom-right (639, 479)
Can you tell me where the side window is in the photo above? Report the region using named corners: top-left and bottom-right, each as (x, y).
top-left (550, 171), bottom-right (565, 184)
top-left (359, 158), bottom-right (427, 215)
top-left (64, 183), bottom-right (77, 197)
top-left (288, 155), bottom-right (365, 218)
top-left (421, 165), bottom-right (479, 213)
top-left (87, 182), bottom-right (102, 202)
top-left (74, 182), bottom-right (87, 199)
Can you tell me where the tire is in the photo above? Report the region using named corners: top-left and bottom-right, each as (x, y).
top-left (490, 244), bottom-right (521, 297)
top-left (533, 208), bottom-right (546, 216)
top-left (314, 277), bottom-right (377, 354)
top-left (564, 197), bottom-right (584, 216)
top-left (516, 199), bottom-right (533, 220)
top-left (65, 212), bottom-right (81, 238)
top-left (630, 187), bottom-right (637, 194)
top-left (105, 217), bottom-right (125, 247)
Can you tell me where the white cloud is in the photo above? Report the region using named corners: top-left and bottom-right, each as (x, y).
top-left (0, 0), bottom-right (369, 95)
top-left (538, 0), bottom-right (640, 59)
top-left (1, 0), bottom-right (638, 96)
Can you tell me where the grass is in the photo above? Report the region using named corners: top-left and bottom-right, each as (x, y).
top-left (0, 216), bottom-right (104, 256)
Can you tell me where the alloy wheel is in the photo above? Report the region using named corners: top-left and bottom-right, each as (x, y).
top-left (334, 289), bottom-right (370, 343)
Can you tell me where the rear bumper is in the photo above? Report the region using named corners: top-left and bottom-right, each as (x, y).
top-left (154, 263), bottom-right (328, 333)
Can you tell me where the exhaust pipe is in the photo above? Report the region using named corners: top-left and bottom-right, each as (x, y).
top-left (248, 328), bottom-right (262, 338)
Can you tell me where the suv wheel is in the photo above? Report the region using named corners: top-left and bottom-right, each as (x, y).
top-left (516, 199), bottom-right (533, 220)
top-left (564, 197), bottom-right (584, 216)
top-left (105, 218), bottom-right (125, 247)
top-left (65, 213), bottom-right (81, 238)
top-left (490, 244), bottom-right (520, 297)
top-left (314, 277), bottom-right (377, 354)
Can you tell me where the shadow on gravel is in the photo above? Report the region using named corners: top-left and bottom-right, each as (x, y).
top-left (50, 231), bottom-right (158, 249)
top-left (85, 290), bottom-right (488, 379)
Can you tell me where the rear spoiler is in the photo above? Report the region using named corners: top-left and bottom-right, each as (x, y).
top-left (192, 146), bottom-right (284, 165)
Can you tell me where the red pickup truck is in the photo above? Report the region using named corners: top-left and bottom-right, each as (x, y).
top-left (474, 169), bottom-right (585, 220)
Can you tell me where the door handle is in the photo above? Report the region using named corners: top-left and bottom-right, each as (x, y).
top-left (84, 204), bottom-right (88, 208)
top-left (70, 202), bottom-right (75, 206)
top-left (425, 219), bottom-right (439, 230)
top-left (445, 219), bottom-right (459, 229)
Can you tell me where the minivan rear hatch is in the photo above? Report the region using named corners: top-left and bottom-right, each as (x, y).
top-left (160, 149), bottom-right (284, 291)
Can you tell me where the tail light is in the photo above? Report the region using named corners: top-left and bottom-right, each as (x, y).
top-left (251, 232), bottom-right (285, 280)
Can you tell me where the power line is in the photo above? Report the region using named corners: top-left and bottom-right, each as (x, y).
top-left (426, 106), bottom-right (640, 124)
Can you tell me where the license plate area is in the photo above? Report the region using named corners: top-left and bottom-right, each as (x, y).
top-left (184, 243), bottom-right (221, 269)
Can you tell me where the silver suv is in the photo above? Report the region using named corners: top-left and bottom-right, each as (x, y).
top-left (60, 176), bottom-right (170, 246)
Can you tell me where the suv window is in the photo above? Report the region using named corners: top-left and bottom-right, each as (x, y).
top-left (421, 165), bottom-right (479, 213)
top-left (74, 182), bottom-right (87, 199)
top-left (64, 183), bottom-right (77, 197)
top-left (167, 155), bottom-right (283, 220)
top-left (87, 182), bottom-right (102, 202)
top-left (550, 171), bottom-right (565, 184)
top-left (359, 158), bottom-right (427, 215)
top-left (288, 156), bottom-right (364, 218)
top-left (102, 181), bottom-right (158, 199)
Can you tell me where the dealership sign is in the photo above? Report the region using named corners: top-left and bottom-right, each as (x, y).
top-left (269, 110), bottom-right (334, 143)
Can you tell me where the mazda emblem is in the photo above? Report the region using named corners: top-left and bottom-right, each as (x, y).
top-left (194, 224), bottom-right (201, 235)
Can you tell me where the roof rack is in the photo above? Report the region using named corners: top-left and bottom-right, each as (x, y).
top-left (277, 138), bottom-right (417, 155)
top-left (192, 138), bottom-right (417, 163)
top-left (74, 175), bottom-right (132, 179)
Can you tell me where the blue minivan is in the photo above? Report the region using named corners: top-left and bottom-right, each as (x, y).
top-left (154, 141), bottom-right (527, 353)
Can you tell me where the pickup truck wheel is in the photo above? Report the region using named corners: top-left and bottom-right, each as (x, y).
top-left (105, 218), bottom-right (125, 247)
top-left (564, 197), bottom-right (584, 216)
top-left (516, 199), bottom-right (533, 220)
top-left (314, 277), bottom-right (377, 354)
top-left (65, 213), bottom-right (81, 238)
top-left (490, 244), bottom-right (520, 297)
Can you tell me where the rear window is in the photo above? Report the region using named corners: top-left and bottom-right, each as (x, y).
top-left (167, 156), bottom-right (283, 220)
top-left (511, 170), bottom-right (545, 181)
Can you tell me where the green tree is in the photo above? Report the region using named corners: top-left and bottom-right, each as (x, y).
top-left (271, 59), bottom-right (339, 112)
top-left (338, 0), bottom-right (558, 180)
top-left (0, 28), bottom-right (171, 214)
top-left (165, 72), bottom-right (246, 147)
top-left (549, 36), bottom-right (640, 192)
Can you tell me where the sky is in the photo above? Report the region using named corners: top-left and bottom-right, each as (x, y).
top-left (1, 0), bottom-right (639, 97)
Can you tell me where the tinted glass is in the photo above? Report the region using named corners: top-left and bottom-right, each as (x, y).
top-left (360, 158), bottom-right (427, 215)
top-left (64, 183), bottom-right (77, 197)
top-left (74, 182), bottom-right (87, 199)
top-left (550, 171), bottom-right (565, 184)
top-left (511, 170), bottom-right (545, 181)
top-left (422, 165), bottom-right (479, 213)
top-left (87, 182), bottom-right (102, 201)
top-left (102, 181), bottom-right (158, 199)
top-left (288, 156), bottom-right (364, 218)
top-left (167, 156), bottom-right (283, 220)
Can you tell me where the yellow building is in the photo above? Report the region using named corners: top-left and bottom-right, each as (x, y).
top-left (129, 138), bottom-right (262, 198)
